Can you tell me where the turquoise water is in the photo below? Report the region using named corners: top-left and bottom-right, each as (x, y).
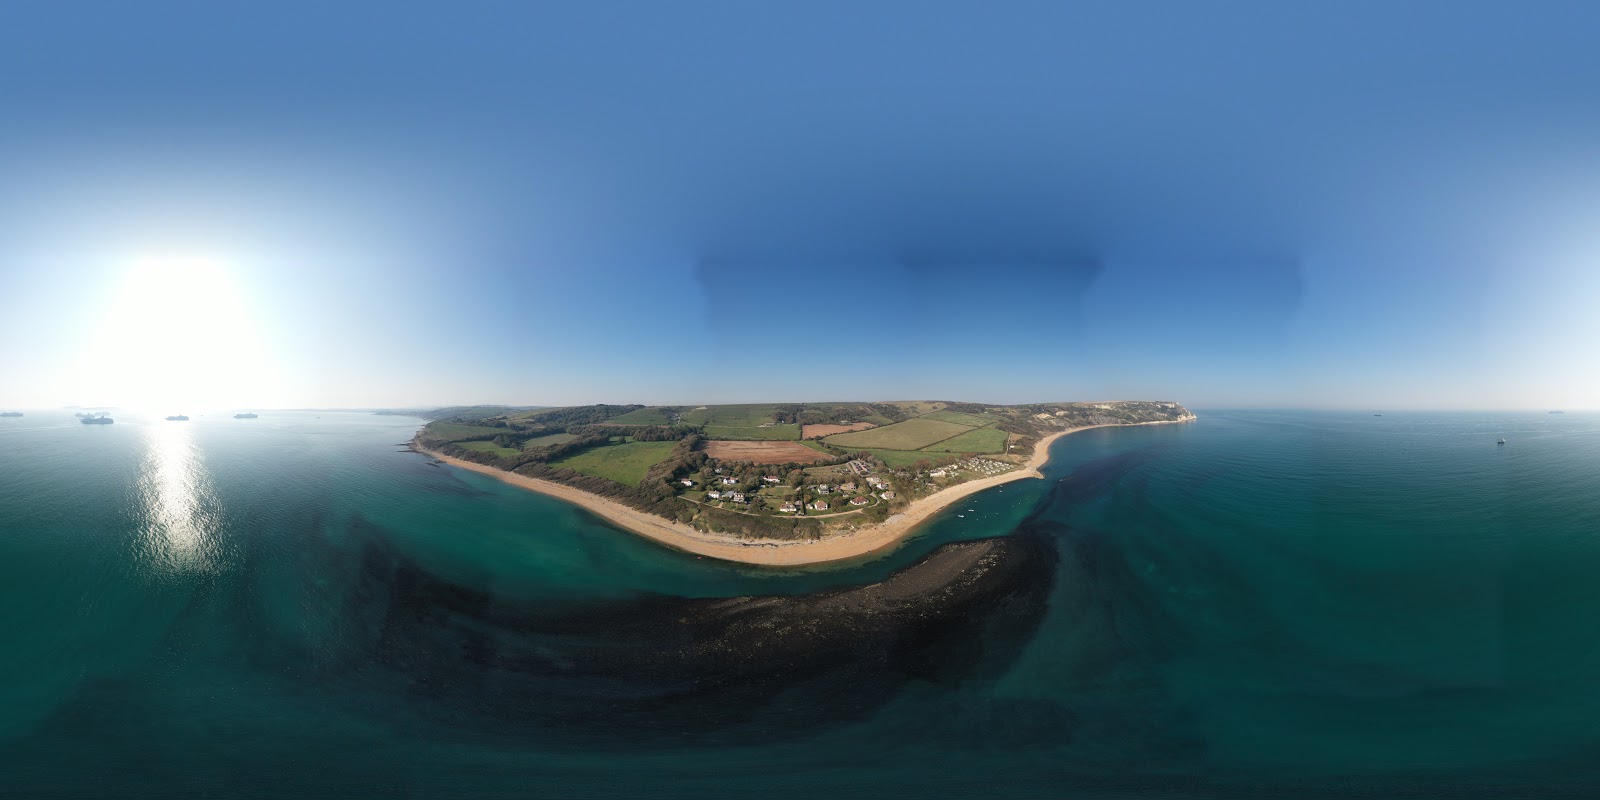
top-left (5, 409), bottom-right (1600, 797)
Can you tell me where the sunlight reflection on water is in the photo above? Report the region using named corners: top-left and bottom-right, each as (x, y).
top-left (134, 421), bottom-right (221, 572)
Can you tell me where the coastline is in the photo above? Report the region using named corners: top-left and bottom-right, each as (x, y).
top-left (415, 416), bottom-right (1193, 567)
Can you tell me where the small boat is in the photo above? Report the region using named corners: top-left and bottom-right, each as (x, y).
top-left (1374, 414), bottom-right (1382, 417)
top-left (1498, 438), bottom-right (1506, 445)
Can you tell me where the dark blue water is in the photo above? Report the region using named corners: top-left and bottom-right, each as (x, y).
top-left (4, 409), bottom-right (1600, 798)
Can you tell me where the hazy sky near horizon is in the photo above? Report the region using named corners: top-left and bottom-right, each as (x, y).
top-left (5, 1), bottom-right (1600, 410)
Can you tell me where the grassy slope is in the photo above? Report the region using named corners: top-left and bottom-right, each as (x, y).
top-left (824, 417), bottom-right (975, 450)
top-left (855, 448), bottom-right (952, 468)
top-left (456, 440), bottom-right (522, 458)
top-left (424, 422), bottom-right (507, 442)
top-left (602, 406), bottom-right (676, 425)
top-left (702, 424), bottom-right (801, 440)
top-left (920, 425), bottom-right (1008, 453)
top-left (522, 432), bottom-right (578, 448)
top-left (922, 410), bottom-right (999, 427)
top-left (548, 440), bottom-right (678, 486)
top-left (680, 404), bottom-right (783, 427)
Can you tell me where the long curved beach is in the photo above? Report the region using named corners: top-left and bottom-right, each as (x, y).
top-left (417, 418), bottom-right (1192, 567)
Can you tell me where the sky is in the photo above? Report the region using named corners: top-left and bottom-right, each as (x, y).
top-left (4, 1), bottom-right (1600, 410)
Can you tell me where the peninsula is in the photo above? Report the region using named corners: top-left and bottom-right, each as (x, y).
top-left (412, 400), bottom-right (1194, 566)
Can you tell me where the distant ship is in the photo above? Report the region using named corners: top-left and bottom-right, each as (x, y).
top-left (1373, 414), bottom-right (1382, 417)
top-left (165, 415), bottom-right (190, 421)
top-left (234, 412), bottom-right (259, 419)
top-left (1498, 438), bottom-right (1506, 445)
top-left (81, 414), bottom-right (114, 425)
top-left (0, 411), bottom-right (21, 417)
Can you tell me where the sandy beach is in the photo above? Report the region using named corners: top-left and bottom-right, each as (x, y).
top-left (416, 416), bottom-right (1192, 567)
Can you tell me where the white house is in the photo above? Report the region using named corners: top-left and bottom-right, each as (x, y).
top-left (706, 491), bottom-right (722, 499)
top-left (720, 477), bottom-right (737, 485)
top-left (679, 479), bottom-right (694, 487)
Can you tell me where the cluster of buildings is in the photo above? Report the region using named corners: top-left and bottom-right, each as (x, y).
top-left (685, 456), bottom-right (910, 517)
top-left (928, 458), bottom-right (1015, 479)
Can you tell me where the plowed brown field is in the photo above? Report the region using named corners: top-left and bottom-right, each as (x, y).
top-left (801, 422), bottom-right (875, 439)
top-left (701, 440), bottom-right (832, 464)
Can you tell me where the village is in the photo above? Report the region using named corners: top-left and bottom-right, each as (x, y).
top-left (676, 455), bottom-right (1021, 519)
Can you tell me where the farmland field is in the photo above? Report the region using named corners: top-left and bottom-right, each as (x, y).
top-left (703, 424), bottom-right (800, 440)
top-left (801, 422), bottom-right (875, 439)
top-left (423, 422), bottom-right (506, 442)
top-left (921, 425), bottom-right (1008, 453)
top-left (922, 410), bottom-right (997, 427)
top-left (824, 417), bottom-right (974, 450)
top-left (601, 407), bottom-right (677, 425)
top-left (522, 432), bottom-right (578, 449)
top-left (548, 441), bottom-right (677, 485)
top-left (855, 448), bottom-right (960, 468)
top-left (701, 440), bottom-right (832, 464)
top-left (680, 404), bottom-right (784, 427)
top-left (455, 440), bottom-right (520, 458)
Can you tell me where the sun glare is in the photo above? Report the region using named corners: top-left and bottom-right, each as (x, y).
top-left (71, 256), bottom-right (280, 412)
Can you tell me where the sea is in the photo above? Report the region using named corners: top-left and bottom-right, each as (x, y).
top-left (4, 409), bottom-right (1600, 799)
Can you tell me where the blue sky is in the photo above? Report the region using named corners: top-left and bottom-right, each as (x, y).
top-left (3, 1), bottom-right (1600, 409)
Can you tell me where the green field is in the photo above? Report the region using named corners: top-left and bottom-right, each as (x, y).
top-left (922, 410), bottom-right (996, 427)
top-left (521, 432), bottom-right (578, 449)
top-left (921, 425), bottom-right (1008, 453)
top-left (856, 448), bottom-right (953, 468)
top-left (456, 440), bottom-right (521, 458)
top-left (548, 440), bottom-right (678, 486)
top-left (680, 404), bottom-right (784, 427)
top-left (797, 439), bottom-right (833, 453)
top-left (423, 422), bottom-right (506, 442)
top-left (824, 417), bottom-right (974, 450)
top-left (601, 407), bottom-right (678, 426)
top-left (702, 424), bottom-right (801, 440)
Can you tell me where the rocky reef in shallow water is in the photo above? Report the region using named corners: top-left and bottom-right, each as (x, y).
top-left (321, 523), bottom-right (1057, 744)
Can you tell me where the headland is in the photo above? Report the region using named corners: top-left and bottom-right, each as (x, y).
top-left (410, 400), bottom-right (1194, 566)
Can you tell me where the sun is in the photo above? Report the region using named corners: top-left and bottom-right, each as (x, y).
top-left (73, 256), bottom-right (280, 412)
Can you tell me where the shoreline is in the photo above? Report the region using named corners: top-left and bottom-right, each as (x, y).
top-left (415, 416), bottom-right (1193, 567)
